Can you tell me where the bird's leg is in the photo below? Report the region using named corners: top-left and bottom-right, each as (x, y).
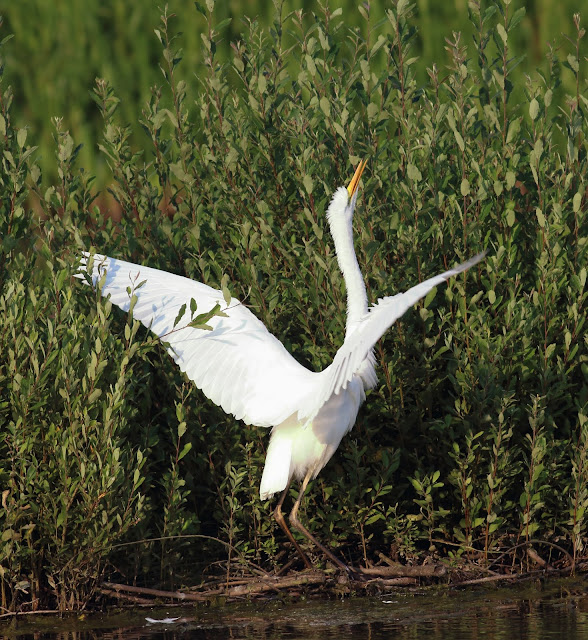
top-left (273, 483), bottom-right (312, 570)
top-left (288, 469), bottom-right (351, 573)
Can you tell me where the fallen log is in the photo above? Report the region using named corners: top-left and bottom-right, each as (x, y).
top-left (224, 572), bottom-right (327, 597)
top-left (357, 558), bottom-right (447, 578)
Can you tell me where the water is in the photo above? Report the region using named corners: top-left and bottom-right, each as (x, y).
top-left (2, 578), bottom-right (588, 639)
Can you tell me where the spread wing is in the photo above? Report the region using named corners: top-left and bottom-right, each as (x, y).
top-left (76, 253), bottom-right (318, 427)
top-left (306, 252), bottom-right (486, 421)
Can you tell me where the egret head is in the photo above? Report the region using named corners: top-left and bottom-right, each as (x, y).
top-left (346, 159), bottom-right (367, 212)
top-left (326, 159), bottom-right (367, 228)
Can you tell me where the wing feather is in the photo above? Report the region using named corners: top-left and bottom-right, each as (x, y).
top-left (305, 252), bottom-right (486, 421)
top-left (76, 253), bottom-right (317, 427)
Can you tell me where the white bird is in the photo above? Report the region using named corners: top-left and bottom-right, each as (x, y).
top-left (76, 160), bottom-right (484, 571)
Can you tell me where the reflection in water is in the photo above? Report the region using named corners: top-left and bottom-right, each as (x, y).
top-left (2, 578), bottom-right (588, 640)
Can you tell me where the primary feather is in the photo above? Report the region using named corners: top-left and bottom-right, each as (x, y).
top-left (76, 254), bottom-right (316, 428)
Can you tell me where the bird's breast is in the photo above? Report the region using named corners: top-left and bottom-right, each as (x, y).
top-left (260, 375), bottom-right (366, 498)
top-left (290, 375), bottom-right (365, 480)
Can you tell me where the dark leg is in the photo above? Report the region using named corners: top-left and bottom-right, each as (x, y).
top-left (288, 469), bottom-right (351, 573)
top-left (273, 483), bottom-right (312, 569)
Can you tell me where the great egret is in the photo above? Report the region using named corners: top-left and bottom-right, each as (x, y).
top-left (76, 161), bottom-right (484, 572)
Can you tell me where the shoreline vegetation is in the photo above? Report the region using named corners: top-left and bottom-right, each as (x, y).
top-left (0, 1), bottom-right (586, 613)
top-left (0, 561), bottom-right (587, 620)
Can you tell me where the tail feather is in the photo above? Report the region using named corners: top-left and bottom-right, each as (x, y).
top-left (259, 432), bottom-right (292, 500)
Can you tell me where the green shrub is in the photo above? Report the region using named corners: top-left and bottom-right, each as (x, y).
top-left (1, 0), bottom-right (580, 186)
top-left (0, 0), bottom-right (586, 611)
top-left (0, 239), bottom-right (147, 610)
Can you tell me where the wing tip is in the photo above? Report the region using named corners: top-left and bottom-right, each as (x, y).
top-left (456, 250), bottom-right (487, 273)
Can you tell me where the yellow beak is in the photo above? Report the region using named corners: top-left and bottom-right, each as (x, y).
top-left (347, 159), bottom-right (367, 197)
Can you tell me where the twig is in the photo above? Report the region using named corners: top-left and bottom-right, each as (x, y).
top-left (275, 554), bottom-right (303, 577)
top-left (197, 577), bottom-right (258, 588)
top-left (487, 539), bottom-right (574, 572)
top-left (0, 609), bottom-right (65, 620)
top-left (454, 573), bottom-right (522, 586)
top-left (98, 588), bottom-right (153, 605)
top-left (110, 534), bottom-right (270, 577)
top-left (453, 565), bottom-right (574, 587)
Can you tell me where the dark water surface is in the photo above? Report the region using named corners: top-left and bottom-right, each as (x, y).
top-left (2, 578), bottom-right (588, 639)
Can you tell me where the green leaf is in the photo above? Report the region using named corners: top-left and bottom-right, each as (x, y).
top-left (410, 478), bottom-right (423, 493)
top-left (505, 171), bottom-right (516, 189)
top-left (567, 54), bottom-right (579, 74)
top-left (222, 285), bottom-right (232, 306)
top-left (509, 7), bottom-right (526, 30)
top-left (178, 442), bottom-right (192, 461)
top-left (506, 118), bottom-right (520, 144)
top-left (453, 129), bottom-right (465, 152)
top-left (173, 303), bottom-right (187, 328)
top-left (170, 161), bottom-right (191, 183)
top-left (496, 23), bottom-right (507, 44)
top-left (88, 389), bottom-right (102, 403)
top-left (1, 529), bottom-right (15, 542)
top-left (424, 286), bottom-right (437, 308)
top-left (188, 303), bottom-right (222, 329)
top-left (406, 163), bottom-right (422, 182)
top-left (215, 17), bottom-right (232, 31)
top-left (56, 509), bottom-right (67, 528)
top-left (17, 128), bottom-right (27, 149)
top-left (397, 0), bottom-right (410, 17)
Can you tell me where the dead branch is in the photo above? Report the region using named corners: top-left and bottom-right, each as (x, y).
top-left (454, 566), bottom-right (569, 587)
top-left (0, 610), bottom-right (63, 620)
top-left (453, 573), bottom-right (521, 586)
top-left (98, 588), bottom-right (153, 605)
top-left (101, 582), bottom-right (208, 602)
top-left (362, 577), bottom-right (418, 587)
top-left (359, 558), bottom-right (447, 578)
top-left (224, 572), bottom-right (328, 597)
top-left (527, 547), bottom-right (549, 568)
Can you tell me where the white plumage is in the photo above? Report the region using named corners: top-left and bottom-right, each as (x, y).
top-left (76, 160), bottom-right (484, 569)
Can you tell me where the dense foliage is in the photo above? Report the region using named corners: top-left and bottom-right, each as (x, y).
top-left (0, 0), bottom-right (587, 612)
top-left (1, 0), bottom-right (580, 186)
